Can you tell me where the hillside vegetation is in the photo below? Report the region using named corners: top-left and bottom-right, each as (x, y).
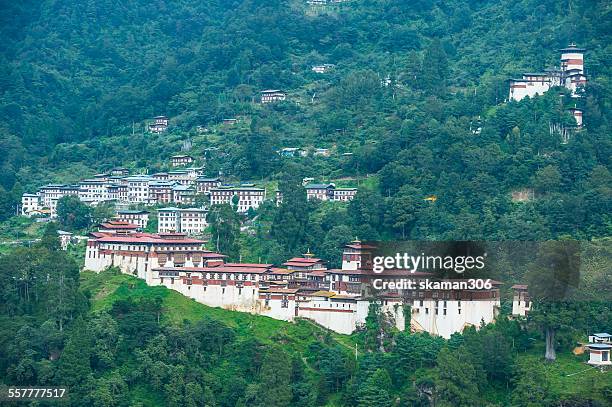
top-left (0, 1), bottom-right (610, 259)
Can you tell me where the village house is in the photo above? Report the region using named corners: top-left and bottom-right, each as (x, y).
top-left (209, 186), bottom-right (266, 213)
top-left (260, 89), bottom-right (286, 103)
top-left (37, 184), bottom-right (80, 217)
top-left (115, 210), bottom-right (150, 230)
top-left (568, 107), bottom-right (584, 127)
top-left (125, 176), bottom-right (152, 204)
top-left (279, 147), bottom-right (307, 158)
top-left (149, 115), bottom-right (169, 133)
top-left (148, 181), bottom-right (176, 204)
top-left (304, 183), bottom-right (357, 202)
top-left (586, 340), bottom-right (611, 366)
top-left (312, 64), bottom-right (335, 73)
top-left (511, 284), bottom-right (531, 317)
top-left (21, 193), bottom-right (40, 216)
top-left (509, 45), bottom-right (587, 101)
top-left (313, 148), bottom-right (331, 157)
top-left (110, 167), bottom-right (130, 176)
top-left (172, 185), bottom-right (197, 205)
top-left (78, 178), bottom-right (112, 205)
top-left (171, 154), bottom-right (194, 167)
top-left (157, 207), bottom-right (208, 235)
top-left (222, 118), bottom-right (238, 125)
top-left (195, 177), bottom-right (222, 194)
top-left (107, 183), bottom-right (128, 203)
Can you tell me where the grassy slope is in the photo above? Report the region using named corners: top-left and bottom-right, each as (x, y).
top-left (80, 270), bottom-right (356, 354)
top-left (80, 271), bottom-right (611, 404)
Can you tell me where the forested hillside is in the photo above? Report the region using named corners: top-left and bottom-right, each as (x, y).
top-left (1, 1), bottom-right (611, 406)
top-left (1, 1), bottom-right (610, 251)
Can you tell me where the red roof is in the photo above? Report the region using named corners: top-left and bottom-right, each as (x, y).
top-left (260, 288), bottom-right (299, 294)
top-left (345, 243), bottom-right (376, 250)
top-left (284, 257), bottom-right (322, 264)
top-left (224, 263), bottom-right (273, 269)
top-left (99, 221), bottom-right (138, 229)
top-left (154, 266), bottom-right (269, 274)
top-left (93, 232), bottom-right (205, 244)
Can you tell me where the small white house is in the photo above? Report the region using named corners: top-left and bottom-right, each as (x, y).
top-left (588, 333), bottom-right (612, 344)
top-left (586, 343), bottom-right (612, 366)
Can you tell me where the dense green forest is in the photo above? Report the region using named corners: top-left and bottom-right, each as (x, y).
top-left (0, 0), bottom-right (611, 405)
top-left (0, 1), bottom-right (610, 257)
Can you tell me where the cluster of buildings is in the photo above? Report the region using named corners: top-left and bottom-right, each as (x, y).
top-left (20, 167), bottom-right (269, 218)
top-left (84, 230), bottom-right (501, 338)
top-left (508, 44), bottom-right (587, 128)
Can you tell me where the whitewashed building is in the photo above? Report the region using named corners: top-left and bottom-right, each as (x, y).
top-left (158, 207), bottom-right (208, 235)
top-left (511, 284), bottom-right (531, 317)
top-left (115, 210), bottom-right (150, 230)
top-left (509, 45), bottom-right (587, 101)
top-left (260, 90), bottom-right (286, 103)
top-left (21, 193), bottom-right (40, 216)
top-left (209, 186), bottom-right (266, 213)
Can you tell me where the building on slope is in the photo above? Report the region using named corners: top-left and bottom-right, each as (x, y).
top-left (508, 44), bottom-right (587, 101)
top-left (157, 207), bottom-right (208, 235)
top-left (84, 228), bottom-right (224, 284)
top-left (87, 231), bottom-right (502, 338)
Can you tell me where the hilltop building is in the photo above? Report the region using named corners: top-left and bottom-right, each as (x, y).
top-left (305, 183), bottom-right (357, 202)
top-left (312, 64), bottom-right (335, 73)
top-left (171, 154), bottom-right (194, 167)
top-left (149, 116), bottom-right (169, 133)
top-left (110, 168), bottom-right (130, 176)
top-left (279, 147), bottom-right (307, 158)
top-left (568, 107), bottom-right (584, 127)
top-left (509, 45), bottom-right (587, 101)
top-left (260, 90), bottom-right (286, 103)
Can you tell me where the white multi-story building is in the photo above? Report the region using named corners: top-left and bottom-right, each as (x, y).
top-left (195, 177), bottom-right (222, 194)
top-left (304, 183), bottom-right (357, 202)
top-left (171, 155), bottom-right (194, 167)
top-left (89, 233), bottom-right (501, 338)
top-left (21, 193), bottom-right (40, 216)
top-left (260, 90), bottom-right (286, 103)
top-left (509, 45), bottom-right (587, 101)
top-left (149, 116), bottom-right (169, 133)
top-left (209, 186), bottom-right (266, 213)
top-left (125, 176), bottom-right (152, 204)
top-left (172, 185), bottom-right (196, 205)
top-left (79, 179), bottom-right (112, 205)
top-left (115, 210), bottom-right (150, 230)
top-left (157, 207), bottom-right (208, 235)
top-left (37, 184), bottom-right (80, 217)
